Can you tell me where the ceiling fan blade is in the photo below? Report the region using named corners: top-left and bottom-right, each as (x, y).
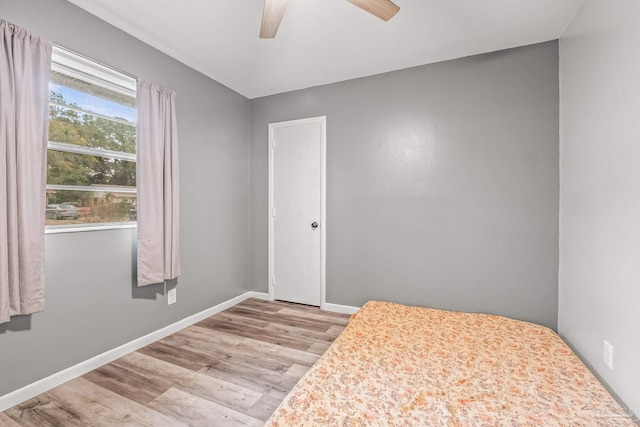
top-left (260, 0), bottom-right (289, 39)
top-left (345, 0), bottom-right (400, 21)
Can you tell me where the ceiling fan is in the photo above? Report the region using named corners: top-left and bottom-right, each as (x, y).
top-left (260, 0), bottom-right (400, 38)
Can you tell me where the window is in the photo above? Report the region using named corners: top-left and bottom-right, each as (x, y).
top-left (46, 46), bottom-right (137, 229)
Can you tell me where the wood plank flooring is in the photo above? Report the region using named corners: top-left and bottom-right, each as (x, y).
top-left (1, 298), bottom-right (350, 426)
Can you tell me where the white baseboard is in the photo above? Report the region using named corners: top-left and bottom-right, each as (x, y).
top-left (323, 302), bottom-right (360, 314)
top-left (0, 291), bottom-right (262, 412)
top-left (246, 291), bottom-right (270, 300)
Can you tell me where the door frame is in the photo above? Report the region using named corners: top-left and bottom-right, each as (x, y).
top-left (268, 116), bottom-right (327, 309)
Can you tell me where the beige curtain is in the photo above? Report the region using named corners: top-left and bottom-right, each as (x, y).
top-left (136, 80), bottom-right (180, 286)
top-left (0, 20), bottom-right (51, 324)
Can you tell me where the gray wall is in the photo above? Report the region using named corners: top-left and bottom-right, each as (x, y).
top-left (559, 0), bottom-right (640, 415)
top-left (0, 0), bottom-right (251, 396)
top-left (251, 41), bottom-right (559, 329)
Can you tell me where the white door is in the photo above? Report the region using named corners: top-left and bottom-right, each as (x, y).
top-left (269, 117), bottom-right (326, 306)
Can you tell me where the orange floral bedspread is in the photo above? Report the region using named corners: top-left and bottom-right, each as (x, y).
top-left (265, 301), bottom-right (635, 426)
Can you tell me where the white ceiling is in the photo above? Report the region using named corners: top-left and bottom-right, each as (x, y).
top-left (67, 0), bottom-right (583, 99)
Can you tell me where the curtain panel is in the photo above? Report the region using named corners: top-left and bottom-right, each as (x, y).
top-left (136, 80), bottom-right (180, 286)
top-left (0, 20), bottom-right (51, 324)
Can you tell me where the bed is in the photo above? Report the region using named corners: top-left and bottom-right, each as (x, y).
top-left (265, 301), bottom-right (636, 426)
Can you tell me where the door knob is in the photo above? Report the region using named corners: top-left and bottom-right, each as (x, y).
top-left (311, 222), bottom-right (319, 230)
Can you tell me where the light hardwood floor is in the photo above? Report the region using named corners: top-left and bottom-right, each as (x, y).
top-left (1, 298), bottom-right (350, 426)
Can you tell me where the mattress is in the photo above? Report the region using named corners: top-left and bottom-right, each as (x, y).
top-left (265, 301), bottom-right (635, 426)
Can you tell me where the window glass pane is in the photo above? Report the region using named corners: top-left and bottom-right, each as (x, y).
top-left (51, 70), bottom-right (136, 115)
top-left (47, 47), bottom-right (137, 228)
top-left (49, 89), bottom-right (136, 154)
top-left (45, 190), bottom-right (136, 226)
top-left (47, 151), bottom-right (136, 187)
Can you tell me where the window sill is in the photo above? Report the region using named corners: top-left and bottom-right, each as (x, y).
top-left (45, 222), bottom-right (137, 234)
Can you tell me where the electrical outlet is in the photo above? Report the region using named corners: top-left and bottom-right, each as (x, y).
top-left (603, 340), bottom-right (613, 369)
top-left (168, 288), bottom-right (177, 305)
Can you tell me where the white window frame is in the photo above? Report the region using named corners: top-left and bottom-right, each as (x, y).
top-left (46, 46), bottom-right (138, 234)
